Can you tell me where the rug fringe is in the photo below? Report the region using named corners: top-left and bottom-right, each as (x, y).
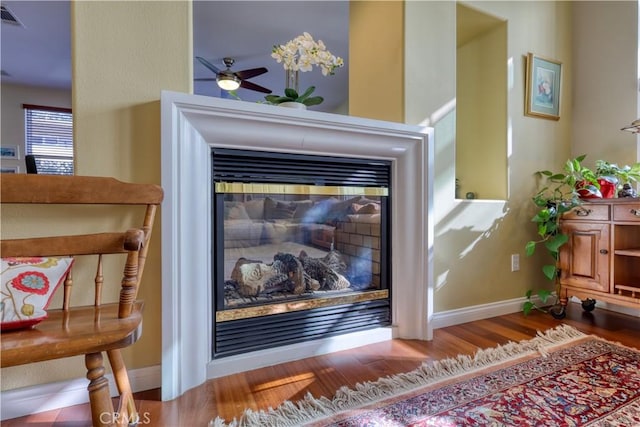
top-left (209, 324), bottom-right (586, 427)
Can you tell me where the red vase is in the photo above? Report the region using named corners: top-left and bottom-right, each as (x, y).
top-left (597, 179), bottom-right (616, 198)
top-left (576, 180), bottom-right (602, 199)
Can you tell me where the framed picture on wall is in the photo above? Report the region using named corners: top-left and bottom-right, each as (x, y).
top-left (525, 53), bottom-right (562, 120)
top-left (0, 146), bottom-right (20, 159)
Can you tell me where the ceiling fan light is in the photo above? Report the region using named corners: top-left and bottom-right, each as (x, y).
top-left (217, 73), bottom-right (240, 91)
top-left (621, 118), bottom-right (640, 133)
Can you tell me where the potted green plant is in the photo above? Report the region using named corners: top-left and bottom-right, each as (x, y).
top-left (618, 162), bottom-right (640, 186)
top-left (595, 160), bottom-right (640, 197)
top-left (524, 154), bottom-right (597, 317)
top-left (567, 156), bottom-right (601, 198)
top-left (594, 160), bottom-right (620, 198)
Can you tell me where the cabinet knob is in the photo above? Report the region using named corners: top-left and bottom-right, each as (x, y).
top-left (575, 207), bottom-right (592, 216)
top-left (631, 209), bottom-right (640, 217)
top-left (600, 249), bottom-right (609, 255)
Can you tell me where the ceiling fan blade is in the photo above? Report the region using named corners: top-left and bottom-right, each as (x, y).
top-left (235, 67), bottom-right (268, 80)
top-left (240, 80), bottom-right (272, 94)
top-left (195, 56), bottom-right (221, 75)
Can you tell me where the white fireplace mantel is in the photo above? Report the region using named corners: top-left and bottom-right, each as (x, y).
top-left (160, 91), bottom-right (434, 401)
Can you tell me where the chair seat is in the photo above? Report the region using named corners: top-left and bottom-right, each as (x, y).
top-left (1, 301), bottom-right (144, 368)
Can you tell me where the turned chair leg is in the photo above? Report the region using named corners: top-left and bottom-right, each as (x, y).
top-left (86, 352), bottom-right (115, 427)
top-left (107, 349), bottom-right (138, 425)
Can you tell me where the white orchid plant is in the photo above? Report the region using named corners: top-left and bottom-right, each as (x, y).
top-left (271, 32), bottom-right (344, 75)
top-left (266, 32), bottom-right (344, 106)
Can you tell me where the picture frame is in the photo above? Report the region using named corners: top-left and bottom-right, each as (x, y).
top-left (0, 145), bottom-right (21, 160)
top-left (525, 53), bottom-right (562, 120)
top-left (1, 166), bottom-right (20, 174)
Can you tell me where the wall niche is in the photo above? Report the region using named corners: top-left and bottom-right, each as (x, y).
top-left (456, 3), bottom-right (507, 200)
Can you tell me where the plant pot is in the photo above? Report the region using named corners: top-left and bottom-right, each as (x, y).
top-left (576, 180), bottom-right (602, 199)
top-left (279, 102), bottom-right (307, 110)
top-left (597, 178), bottom-right (616, 198)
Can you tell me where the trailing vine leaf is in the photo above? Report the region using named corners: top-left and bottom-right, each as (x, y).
top-left (542, 264), bottom-right (557, 281)
top-left (525, 241), bottom-right (536, 257)
top-left (523, 301), bottom-right (534, 316)
top-left (545, 233), bottom-right (568, 253)
top-left (523, 155), bottom-right (597, 316)
top-left (538, 289), bottom-right (552, 303)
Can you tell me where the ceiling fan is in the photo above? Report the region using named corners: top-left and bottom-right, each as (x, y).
top-left (195, 56), bottom-right (272, 94)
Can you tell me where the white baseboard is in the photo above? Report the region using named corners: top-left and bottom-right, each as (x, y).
top-left (0, 365), bottom-right (161, 421)
top-left (431, 296), bottom-right (529, 329)
top-left (432, 295), bottom-right (639, 330)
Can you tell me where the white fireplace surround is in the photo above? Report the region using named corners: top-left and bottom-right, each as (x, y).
top-left (160, 91), bottom-right (434, 401)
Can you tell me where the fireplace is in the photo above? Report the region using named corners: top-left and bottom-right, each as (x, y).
top-left (160, 91), bottom-right (433, 401)
top-left (212, 148), bottom-right (392, 357)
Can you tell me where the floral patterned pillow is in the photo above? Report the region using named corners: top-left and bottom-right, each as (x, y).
top-left (1, 257), bottom-right (74, 331)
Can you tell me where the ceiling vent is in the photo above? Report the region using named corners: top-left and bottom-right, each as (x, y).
top-left (1, 4), bottom-right (23, 26)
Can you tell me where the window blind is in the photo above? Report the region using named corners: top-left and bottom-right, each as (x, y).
top-left (23, 104), bottom-right (74, 175)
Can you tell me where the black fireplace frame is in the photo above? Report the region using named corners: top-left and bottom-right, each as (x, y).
top-left (211, 148), bottom-right (393, 358)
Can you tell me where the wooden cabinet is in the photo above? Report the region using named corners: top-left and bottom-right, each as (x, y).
top-left (560, 221), bottom-right (610, 293)
top-left (559, 199), bottom-right (640, 312)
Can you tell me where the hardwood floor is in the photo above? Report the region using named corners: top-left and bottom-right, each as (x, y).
top-left (3, 305), bottom-right (639, 426)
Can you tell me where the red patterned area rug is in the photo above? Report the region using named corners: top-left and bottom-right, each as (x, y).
top-left (210, 325), bottom-right (640, 426)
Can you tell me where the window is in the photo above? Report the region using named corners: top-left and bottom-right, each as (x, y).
top-left (24, 104), bottom-right (73, 175)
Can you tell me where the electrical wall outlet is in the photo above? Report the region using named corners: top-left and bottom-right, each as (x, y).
top-left (511, 254), bottom-right (520, 272)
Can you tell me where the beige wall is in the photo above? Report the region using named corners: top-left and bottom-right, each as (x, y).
top-left (572, 1), bottom-right (639, 167)
top-left (406, 1), bottom-right (575, 311)
top-left (1, 85), bottom-right (74, 389)
top-left (406, 0), bottom-right (637, 312)
top-left (349, 1), bottom-right (404, 122)
top-left (0, 84), bottom-right (72, 173)
top-left (456, 18), bottom-right (508, 200)
top-left (1, 1), bottom-right (192, 391)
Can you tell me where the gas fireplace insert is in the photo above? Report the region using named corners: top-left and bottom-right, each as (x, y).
top-left (212, 148), bottom-right (393, 357)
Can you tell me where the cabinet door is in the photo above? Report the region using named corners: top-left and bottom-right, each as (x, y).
top-left (559, 222), bottom-right (610, 292)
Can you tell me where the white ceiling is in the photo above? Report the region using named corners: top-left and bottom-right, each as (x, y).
top-left (1, 1), bottom-right (71, 89)
top-left (1, 1), bottom-right (349, 113)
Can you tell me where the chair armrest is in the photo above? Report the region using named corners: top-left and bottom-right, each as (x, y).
top-left (124, 228), bottom-right (145, 251)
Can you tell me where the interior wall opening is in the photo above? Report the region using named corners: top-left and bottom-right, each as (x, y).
top-left (456, 3), bottom-right (508, 200)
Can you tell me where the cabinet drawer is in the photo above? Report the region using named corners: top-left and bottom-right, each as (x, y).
top-left (563, 204), bottom-right (610, 221)
top-left (613, 204), bottom-right (640, 222)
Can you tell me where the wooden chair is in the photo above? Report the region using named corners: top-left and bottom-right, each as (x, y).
top-left (0, 174), bottom-right (163, 426)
